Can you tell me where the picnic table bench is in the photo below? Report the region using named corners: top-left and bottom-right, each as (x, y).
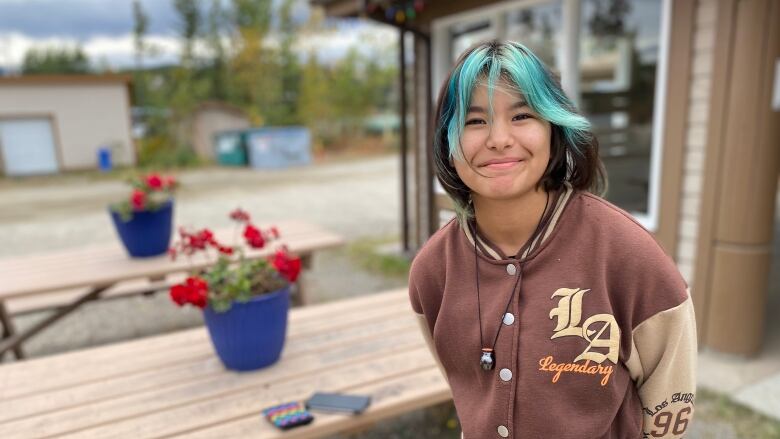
top-left (0, 288), bottom-right (452, 438)
top-left (0, 220), bottom-right (344, 361)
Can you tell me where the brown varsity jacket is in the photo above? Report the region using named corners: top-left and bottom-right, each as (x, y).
top-left (408, 187), bottom-right (697, 438)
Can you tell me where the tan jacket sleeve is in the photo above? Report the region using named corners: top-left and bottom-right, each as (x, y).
top-left (625, 293), bottom-right (697, 438)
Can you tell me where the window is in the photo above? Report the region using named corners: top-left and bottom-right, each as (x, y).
top-left (506, 3), bottom-right (563, 71)
top-left (579, 0), bottom-right (664, 215)
top-left (432, 0), bottom-right (670, 229)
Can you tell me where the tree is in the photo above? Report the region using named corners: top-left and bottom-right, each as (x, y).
top-left (173, 0), bottom-right (201, 66)
top-left (168, 0), bottom-right (207, 157)
top-left (229, 0), bottom-right (278, 125)
top-left (297, 52), bottom-right (331, 141)
top-left (206, 0), bottom-right (229, 100)
top-left (269, 0), bottom-right (302, 125)
top-left (132, 0), bottom-right (149, 105)
top-left (132, 0), bottom-right (148, 68)
top-left (330, 49), bottom-right (372, 127)
top-left (364, 58), bottom-right (398, 114)
top-left (22, 46), bottom-right (89, 74)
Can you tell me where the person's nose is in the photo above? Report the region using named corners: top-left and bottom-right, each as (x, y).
top-left (485, 119), bottom-right (513, 151)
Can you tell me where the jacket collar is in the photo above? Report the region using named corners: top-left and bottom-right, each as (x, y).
top-left (461, 183), bottom-right (574, 261)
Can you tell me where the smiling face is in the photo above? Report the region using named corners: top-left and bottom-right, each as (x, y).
top-left (452, 77), bottom-right (552, 203)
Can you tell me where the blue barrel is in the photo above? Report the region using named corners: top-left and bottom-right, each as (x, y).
top-left (98, 147), bottom-right (112, 172)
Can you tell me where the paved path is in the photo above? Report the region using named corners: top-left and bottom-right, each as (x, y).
top-left (0, 155), bottom-right (403, 257)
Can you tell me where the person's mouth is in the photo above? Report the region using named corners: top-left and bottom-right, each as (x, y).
top-left (478, 158), bottom-right (524, 170)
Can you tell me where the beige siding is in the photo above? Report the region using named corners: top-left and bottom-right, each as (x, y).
top-left (192, 110), bottom-right (250, 160)
top-left (676, 0), bottom-right (718, 285)
top-left (0, 83), bottom-right (134, 170)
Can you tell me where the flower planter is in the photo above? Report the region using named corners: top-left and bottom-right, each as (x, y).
top-left (203, 286), bottom-right (290, 371)
top-left (110, 200), bottom-right (174, 258)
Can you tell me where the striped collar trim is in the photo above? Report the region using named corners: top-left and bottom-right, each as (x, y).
top-left (461, 183), bottom-right (574, 261)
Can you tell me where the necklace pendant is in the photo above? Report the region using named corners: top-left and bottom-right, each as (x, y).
top-left (480, 348), bottom-right (495, 371)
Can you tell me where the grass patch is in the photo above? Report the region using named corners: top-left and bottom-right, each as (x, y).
top-left (348, 236), bottom-right (412, 279)
top-left (695, 388), bottom-right (780, 438)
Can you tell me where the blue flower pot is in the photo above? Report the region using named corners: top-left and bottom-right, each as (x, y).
top-left (203, 287), bottom-right (290, 371)
top-left (109, 200), bottom-right (174, 258)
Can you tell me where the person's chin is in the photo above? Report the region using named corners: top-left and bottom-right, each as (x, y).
top-left (481, 186), bottom-right (535, 201)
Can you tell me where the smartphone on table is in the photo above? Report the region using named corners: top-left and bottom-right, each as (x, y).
top-left (305, 392), bottom-right (371, 415)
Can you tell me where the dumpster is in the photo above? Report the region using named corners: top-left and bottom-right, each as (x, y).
top-left (214, 131), bottom-right (248, 166)
top-left (246, 127), bottom-right (311, 170)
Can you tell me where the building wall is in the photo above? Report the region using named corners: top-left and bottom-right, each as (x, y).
top-left (0, 83), bottom-right (134, 170)
top-left (192, 109), bottom-right (250, 160)
top-left (675, 0), bottom-right (717, 285)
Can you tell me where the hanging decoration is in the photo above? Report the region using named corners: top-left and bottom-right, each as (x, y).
top-left (364, 0), bottom-right (426, 25)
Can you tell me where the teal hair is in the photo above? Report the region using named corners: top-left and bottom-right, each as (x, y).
top-left (433, 40), bottom-right (605, 222)
top-left (442, 41), bottom-right (590, 160)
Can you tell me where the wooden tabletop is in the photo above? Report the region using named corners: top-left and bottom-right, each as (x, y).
top-left (0, 289), bottom-right (451, 438)
top-left (0, 220), bottom-right (344, 300)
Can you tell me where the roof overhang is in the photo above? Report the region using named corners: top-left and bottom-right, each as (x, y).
top-left (0, 74), bottom-right (132, 86)
top-left (0, 74), bottom-right (135, 104)
top-left (310, 0), bottom-right (430, 38)
top-left (310, 0), bottom-right (362, 17)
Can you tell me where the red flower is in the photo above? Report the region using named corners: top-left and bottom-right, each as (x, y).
top-left (230, 208), bottom-right (251, 223)
top-left (168, 247), bottom-right (178, 261)
top-left (243, 224), bottom-right (265, 249)
top-left (169, 276), bottom-right (209, 309)
top-left (198, 229), bottom-right (216, 245)
top-left (145, 174), bottom-right (163, 190)
top-left (183, 228), bottom-right (217, 251)
top-left (169, 283), bottom-right (189, 306)
top-left (187, 234), bottom-right (206, 250)
top-left (271, 248), bottom-right (301, 283)
top-left (131, 189), bottom-right (146, 210)
top-left (270, 226), bottom-right (280, 239)
top-left (218, 245), bottom-right (234, 255)
top-left (186, 276), bottom-right (209, 308)
top-left (164, 176), bottom-right (177, 189)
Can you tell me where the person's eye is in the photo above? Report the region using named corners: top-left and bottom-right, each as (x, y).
top-left (465, 118), bottom-right (486, 126)
top-left (512, 113), bottom-right (532, 121)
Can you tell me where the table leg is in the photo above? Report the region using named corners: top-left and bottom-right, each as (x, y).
top-left (0, 301), bottom-right (24, 361)
top-left (291, 282), bottom-right (306, 308)
top-left (143, 274), bottom-right (167, 297)
top-left (292, 254), bottom-right (313, 307)
top-left (0, 285), bottom-right (110, 361)
top-left (300, 254), bottom-right (313, 270)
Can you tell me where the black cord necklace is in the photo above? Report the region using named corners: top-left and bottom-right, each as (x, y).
top-left (475, 192), bottom-right (551, 371)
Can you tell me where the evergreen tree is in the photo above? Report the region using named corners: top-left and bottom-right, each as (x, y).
top-left (229, 0), bottom-right (278, 125)
top-left (22, 46), bottom-right (89, 74)
top-left (297, 52), bottom-right (331, 142)
top-left (206, 0), bottom-right (229, 100)
top-left (270, 0), bottom-right (302, 126)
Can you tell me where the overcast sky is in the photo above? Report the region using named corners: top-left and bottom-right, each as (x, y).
top-left (0, 0), bottom-right (397, 70)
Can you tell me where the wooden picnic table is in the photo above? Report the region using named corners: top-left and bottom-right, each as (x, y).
top-left (0, 220), bottom-right (344, 361)
top-left (0, 289), bottom-right (452, 438)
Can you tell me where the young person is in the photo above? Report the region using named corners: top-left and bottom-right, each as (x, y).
top-left (408, 40), bottom-right (696, 438)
